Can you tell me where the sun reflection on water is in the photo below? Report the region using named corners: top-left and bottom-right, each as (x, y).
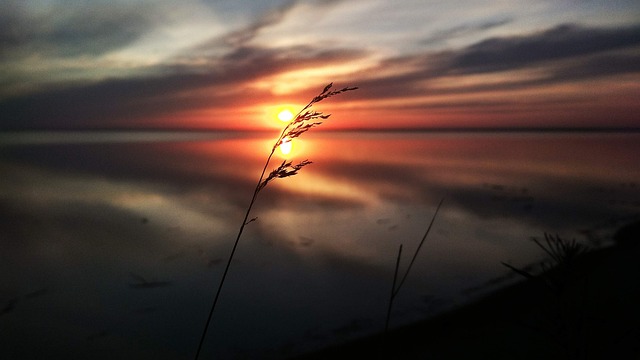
top-left (279, 137), bottom-right (292, 155)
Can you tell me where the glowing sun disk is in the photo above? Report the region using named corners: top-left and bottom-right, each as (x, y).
top-left (277, 109), bottom-right (294, 122)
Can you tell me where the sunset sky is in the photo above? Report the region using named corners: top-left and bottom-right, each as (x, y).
top-left (1, 0), bottom-right (639, 131)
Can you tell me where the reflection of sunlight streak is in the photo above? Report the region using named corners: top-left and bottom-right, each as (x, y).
top-left (0, 163), bottom-right (231, 239)
top-left (272, 137), bottom-right (307, 159)
top-left (278, 172), bottom-right (377, 206)
top-left (262, 207), bottom-right (390, 261)
top-left (112, 192), bottom-right (230, 236)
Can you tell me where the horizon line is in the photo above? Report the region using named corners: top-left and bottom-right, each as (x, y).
top-left (2, 126), bottom-right (640, 134)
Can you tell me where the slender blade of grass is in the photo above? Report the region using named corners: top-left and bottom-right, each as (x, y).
top-left (385, 244), bottom-right (403, 333)
top-left (393, 198), bottom-right (444, 297)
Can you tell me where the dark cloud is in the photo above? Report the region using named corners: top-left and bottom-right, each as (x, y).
top-left (0, 2), bottom-right (157, 58)
top-left (448, 23), bottom-right (640, 73)
top-left (547, 51), bottom-right (640, 81)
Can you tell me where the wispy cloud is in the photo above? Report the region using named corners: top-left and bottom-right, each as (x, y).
top-left (421, 18), bottom-right (512, 47)
top-left (213, 0), bottom-right (298, 48)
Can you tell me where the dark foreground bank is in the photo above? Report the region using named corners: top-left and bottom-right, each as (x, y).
top-left (292, 223), bottom-right (640, 360)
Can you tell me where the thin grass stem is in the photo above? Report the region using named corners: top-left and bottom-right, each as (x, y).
top-left (385, 244), bottom-right (403, 333)
top-left (385, 198), bottom-right (443, 333)
top-left (394, 198), bottom-right (444, 296)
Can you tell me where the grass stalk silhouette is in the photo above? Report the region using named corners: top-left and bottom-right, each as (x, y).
top-left (501, 232), bottom-right (589, 294)
top-left (194, 83), bottom-right (357, 360)
top-left (501, 233), bottom-right (592, 359)
top-left (385, 198), bottom-right (444, 332)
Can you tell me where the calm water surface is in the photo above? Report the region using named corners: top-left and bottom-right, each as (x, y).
top-left (1, 131), bottom-right (638, 359)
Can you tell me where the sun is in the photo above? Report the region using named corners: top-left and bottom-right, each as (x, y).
top-left (277, 109), bottom-right (294, 122)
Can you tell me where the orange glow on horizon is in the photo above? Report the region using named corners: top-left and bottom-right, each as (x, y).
top-left (146, 71), bottom-right (640, 132)
top-left (253, 104), bottom-right (300, 129)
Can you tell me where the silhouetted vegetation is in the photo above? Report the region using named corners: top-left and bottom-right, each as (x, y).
top-left (386, 198), bottom-right (443, 332)
top-left (194, 83), bottom-right (357, 360)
